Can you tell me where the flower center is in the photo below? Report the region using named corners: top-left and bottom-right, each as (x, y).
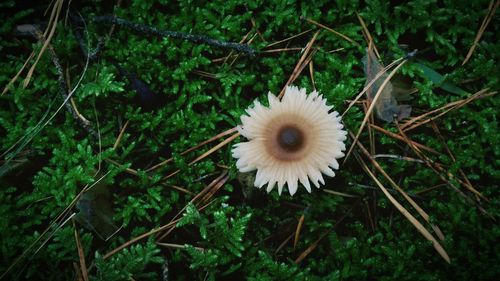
top-left (277, 125), bottom-right (304, 152)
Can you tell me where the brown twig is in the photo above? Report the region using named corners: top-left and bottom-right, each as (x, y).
top-left (364, 100), bottom-right (376, 169)
top-left (156, 171), bottom-right (228, 241)
top-left (1, 172), bottom-right (110, 279)
top-left (67, 66), bottom-right (91, 126)
top-left (156, 242), bottom-right (205, 251)
top-left (73, 222), bottom-right (89, 281)
top-left (107, 0), bottom-right (123, 38)
top-left (369, 124), bottom-right (440, 155)
top-left (221, 30), bottom-right (253, 65)
top-left (102, 197), bottom-right (215, 261)
top-left (323, 189), bottom-right (358, 198)
top-left (462, 0), bottom-right (499, 65)
top-left (23, 0), bottom-right (64, 88)
top-left (344, 59), bottom-right (408, 163)
top-left (400, 89), bottom-right (495, 132)
top-left (429, 121), bottom-right (485, 202)
top-left (103, 219), bottom-right (179, 260)
top-left (309, 61), bottom-right (316, 90)
top-left (364, 199), bottom-right (376, 232)
top-left (278, 31), bottom-right (320, 98)
top-left (327, 47), bottom-right (345, 53)
top-left (105, 159), bottom-right (193, 195)
top-left (342, 56), bottom-right (406, 117)
top-left (24, 24), bottom-right (97, 137)
top-left (371, 154), bottom-right (425, 163)
top-left (1, 52), bottom-right (35, 96)
top-left (356, 13), bottom-right (381, 58)
top-left (303, 17), bottom-right (359, 45)
top-left (198, 173), bottom-right (230, 205)
top-left (147, 127), bottom-right (237, 172)
top-left (294, 202), bottom-right (359, 264)
top-left (264, 29), bottom-right (313, 48)
top-left (394, 121), bottom-right (491, 214)
top-left (191, 69), bottom-right (218, 79)
top-left (229, 32), bottom-right (258, 67)
top-left (260, 47), bottom-right (303, 53)
top-left (294, 229), bottom-right (331, 264)
top-left (250, 17), bottom-right (266, 42)
top-left (73, 262), bottom-right (83, 281)
top-left (293, 214), bottom-right (306, 249)
top-left (352, 131), bottom-right (445, 241)
top-left (275, 232), bottom-right (295, 254)
top-left (354, 151), bottom-right (450, 262)
top-left (188, 133), bottom-right (240, 165)
top-left (112, 120), bottom-right (130, 150)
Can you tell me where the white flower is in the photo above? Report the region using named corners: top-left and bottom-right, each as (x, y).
top-left (232, 86), bottom-right (347, 196)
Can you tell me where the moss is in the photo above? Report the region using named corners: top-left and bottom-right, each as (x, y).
top-left (0, 0), bottom-right (498, 280)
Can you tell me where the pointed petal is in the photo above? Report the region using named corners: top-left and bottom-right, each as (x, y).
top-left (268, 92), bottom-right (279, 108)
top-left (329, 159), bottom-right (339, 170)
top-left (266, 180), bottom-right (276, 193)
top-left (322, 166), bottom-right (336, 177)
top-left (288, 179), bottom-right (298, 196)
top-left (277, 180), bottom-right (285, 195)
top-left (254, 169), bottom-right (266, 187)
top-left (301, 178), bottom-right (311, 192)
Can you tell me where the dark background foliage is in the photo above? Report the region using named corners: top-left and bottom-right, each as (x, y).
top-left (0, 0), bottom-right (498, 280)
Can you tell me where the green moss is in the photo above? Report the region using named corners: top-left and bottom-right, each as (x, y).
top-left (0, 0), bottom-right (498, 280)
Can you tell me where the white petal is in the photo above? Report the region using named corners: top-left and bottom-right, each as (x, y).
top-left (266, 180), bottom-right (276, 192)
top-left (322, 166), bottom-right (336, 177)
top-left (268, 92), bottom-right (280, 108)
top-left (300, 175), bottom-right (311, 193)
top-left (329, 159), bottom-right (339, 170)
top-left (277, 179), bottom-right (285, 195)
top-left (288, 179), bottom-right (298, 196)
top-left (254, 169), bottom-right (266, 187)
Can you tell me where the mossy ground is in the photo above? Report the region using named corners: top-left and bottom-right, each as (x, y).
top-left (0, 0), bottom-right (499, 280)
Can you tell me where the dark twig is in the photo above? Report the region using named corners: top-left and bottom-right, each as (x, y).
top-left (68, 13), bottom-right (104, 61)
top-left (86, 15), bottom-right (257, 56)
top-left (73, 25), bottom-right (105, 61)
top-left (19, 24), bottom-right (97, 137)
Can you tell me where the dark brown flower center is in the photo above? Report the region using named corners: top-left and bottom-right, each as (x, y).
top-left (277, 125), bottom-right (304, 152)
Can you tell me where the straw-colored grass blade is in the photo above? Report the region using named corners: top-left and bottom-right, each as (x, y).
top-left (73, 226), bottom-right (89, 281)
top-left (342, 57), bottom-right (404, 117)
top-left (188, 132), bottom-right (240, 165)
top-left (462, 0), bottom-right (499, 65)
top-left (278, 31), bottom-right (319, 98)
top-left (293, 214), bottom-right (305, 249)
top-left (1, 52), bottom-right (35, 96)
top-left (344, 59), bottom-right (408, 162)
top-left (23, 0), bottom-right (64, 88)
top-left (304, 17), bottom-right (358, 45)
top-left (147, 127), bottom-right (238, 172)
top-left (354, 137), bottom-right (445, 241)
top-left (356, 153), bottom-right (450, 263)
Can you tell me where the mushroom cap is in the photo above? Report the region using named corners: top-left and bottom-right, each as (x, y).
top-left (232, 86), bottom-right (347, 196)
